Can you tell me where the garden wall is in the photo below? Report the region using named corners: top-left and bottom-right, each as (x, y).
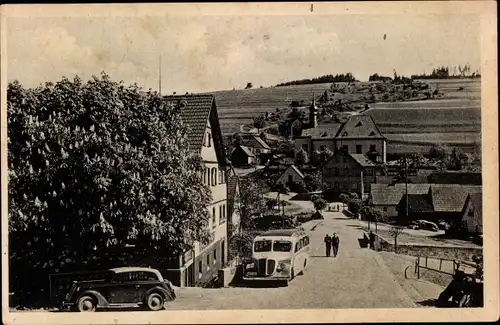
top-left (370, 232), bottom-right (483, 262)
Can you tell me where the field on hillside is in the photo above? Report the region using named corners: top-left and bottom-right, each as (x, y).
top-left (211, 79), bottom-right (481, 154)
top-left (365, 79), bottom-right (481, 152)
top-left (209, 83), bottom-right (332, 134)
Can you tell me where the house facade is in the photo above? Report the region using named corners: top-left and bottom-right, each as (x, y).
top-left (165, 94), bottom-right (228, 287)
top-left (369, 183), bottom-right (482, 225)
top-left (245, 136), bottom-right (271, 155)
top-left (369, 183), bottom-right (432, 218)
top-left (294, 115), bottom-right (387, 164)
top-left (461, 193), bottom-right (482, 234)
top-left (276, 165), bottom-right (306, 189)
top-left (322, 148), bottom-right (384, 198)
top-left (230, 145), bottom-right (256, 167)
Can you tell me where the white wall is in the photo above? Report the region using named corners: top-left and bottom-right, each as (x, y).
top-left (277, 167), bottom-right (305, 186)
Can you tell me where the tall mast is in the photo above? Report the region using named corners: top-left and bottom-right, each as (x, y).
top-left (159, 55), bottom-right (162, 96)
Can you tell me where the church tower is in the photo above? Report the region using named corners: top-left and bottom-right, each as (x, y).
top-left (309, 92), bottom-right (318, 129)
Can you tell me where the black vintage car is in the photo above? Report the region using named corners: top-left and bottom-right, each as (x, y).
top-left (62, 267), bottom-right (176, 312)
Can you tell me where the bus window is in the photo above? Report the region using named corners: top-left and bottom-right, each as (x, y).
top-left (254, 240), bottom-right (272, 252)
top-left (273, 241), bottom-right (292, 252)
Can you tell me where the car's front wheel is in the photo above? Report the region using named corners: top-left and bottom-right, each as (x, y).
top-left (77, 295), bottom-right (96, 312)
top-left (146, 292), bottom-right (165, 311)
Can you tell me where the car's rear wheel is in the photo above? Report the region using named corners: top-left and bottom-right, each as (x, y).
top-left (77, 295), bottom-right (96, 312)
top-left (146, 292), bottom-right (165, 311)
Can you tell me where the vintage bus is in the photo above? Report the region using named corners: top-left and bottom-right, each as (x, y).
top-left (242, 229), bottom-right (310, 285)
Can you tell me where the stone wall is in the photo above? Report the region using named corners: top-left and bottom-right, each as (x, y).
top-left (369, 231), bottom-right (483, 262)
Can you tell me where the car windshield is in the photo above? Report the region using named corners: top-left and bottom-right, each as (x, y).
top-left (273, 241), bottom-right (292, 252)
top-left (254, 240), bottom-right (272, 252)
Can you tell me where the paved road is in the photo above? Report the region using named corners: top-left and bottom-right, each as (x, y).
top-left (167, 212), bottom-right (418, 310)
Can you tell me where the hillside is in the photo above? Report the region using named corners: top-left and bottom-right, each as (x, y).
top-left (208, 79), bottom-right (481, 154)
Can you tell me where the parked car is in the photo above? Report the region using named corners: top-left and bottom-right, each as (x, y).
top-left (437, 220), bottom-right (451, 231)
top-left (62, 267), bottom-right (176, 312)
top-left (415, 220), bottom-right (440, 232)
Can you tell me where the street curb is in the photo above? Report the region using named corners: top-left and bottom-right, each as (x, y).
top-left (309, 220), bottom-right (324, 231)
top-left (373, 252), bottom-right (418, 308)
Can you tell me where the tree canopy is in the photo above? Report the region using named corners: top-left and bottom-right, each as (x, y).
top-left (8, 73), bottom-right (212, 274)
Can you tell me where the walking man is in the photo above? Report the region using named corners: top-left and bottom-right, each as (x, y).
top-left (331, 233), bottom-right (338, 257)
top-left (324, 234), bottom-right (332, 257)
top-left (333, 233), bottom-right (340, 257)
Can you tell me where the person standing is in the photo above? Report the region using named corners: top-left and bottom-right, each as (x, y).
top-left (369, 231), bottom-right (375, 250)
top-left (324, 234), bottom-right (332, 257)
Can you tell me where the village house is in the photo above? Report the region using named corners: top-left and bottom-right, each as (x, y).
top-left (369, 183), bottom-right (437, 218)
top-left (322, 148), bottom-right (385, 198)
top-left (276, 165), bottom-right (306, 189)
top-left (244, 136), bottom-right (271, 155)
top-left (294, 109), bottom-right (387, 164)
top-left (230, 145), bottom-right (256, 167)
top-left (460, 193), bottom-right (482, 234)
top-left (165, 94), bottom-right (229, 287)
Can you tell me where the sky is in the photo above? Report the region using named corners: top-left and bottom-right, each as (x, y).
top-left (7, 13), bottom-right (481, 93)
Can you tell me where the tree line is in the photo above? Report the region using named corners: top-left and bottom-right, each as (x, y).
top-left (275, 73), bottom-right (358, 87)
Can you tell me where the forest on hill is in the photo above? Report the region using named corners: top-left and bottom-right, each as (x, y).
top-left (275, 73), bottom-right (357, 87)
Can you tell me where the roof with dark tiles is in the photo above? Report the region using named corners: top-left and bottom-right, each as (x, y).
top-left (430, 184), bottom-right (482, 212)
top-left (165, 94), bottom-right (214, 152)
top-left (164, 94), bottom-right (227, 165)
top-left (370, 183), bottom-right (431, 206)
top-left (336, 115), bottom-right (385, 139)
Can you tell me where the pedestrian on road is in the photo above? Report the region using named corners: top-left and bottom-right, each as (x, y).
top-left (369, 231), bottom-right (375, 250)
top-left (331, 233), bottom-right (337, 257)
top-left (333, 234), bottom-right (340, 257)
top-left (324, 234), bottom-right (332, 257)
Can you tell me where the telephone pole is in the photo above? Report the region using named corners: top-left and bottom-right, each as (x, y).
top-left (158, 55), bottom-right (162, 96)
top-left (404, 153), bottom-right (408, 220)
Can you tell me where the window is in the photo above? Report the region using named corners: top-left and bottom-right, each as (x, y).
top-left (212, 207), bottom-right (216, 226)
top-left (207, 133), bottom-right (211, 147)
top-left (342, 145), bottom-right (348, 151)
top-left (273, 241), bottom-right (292, 252)
top-left (468, 209), bottom-right (474, 217)
top-left (111, 271), bottom-right (159, 283)
top-left (288, 175), bottom-right (293, 183)
top-left (220, 204), bottom-right (226, 224)
top-left (369, 144), bottom-right (376, 152)
top-left (356, 145), bottom-right (362, 154)
top-left (221, 241), bottom-right (225, 265)
top-left (254, 240), bottom-right (272, 252)
top-left (365, 168), bottom-right (373, 176)
top-left (206, 255), bottom-right (210, 270)
top-left (383, 207), bottom-right (388, 212)
top-left (198, 261), bottom-right (202, 279)
top-left (302, 144), bottom-right (308, 152)
top-left (213, 249), bottom-right (217, 264)
top-left (320, 145), bottom-right (325, 151)
top-left (211, 168), bottom-right (217, 186)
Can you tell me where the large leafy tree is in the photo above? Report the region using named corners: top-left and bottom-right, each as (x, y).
top-left (8, 74), bottom-right (212, 280)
